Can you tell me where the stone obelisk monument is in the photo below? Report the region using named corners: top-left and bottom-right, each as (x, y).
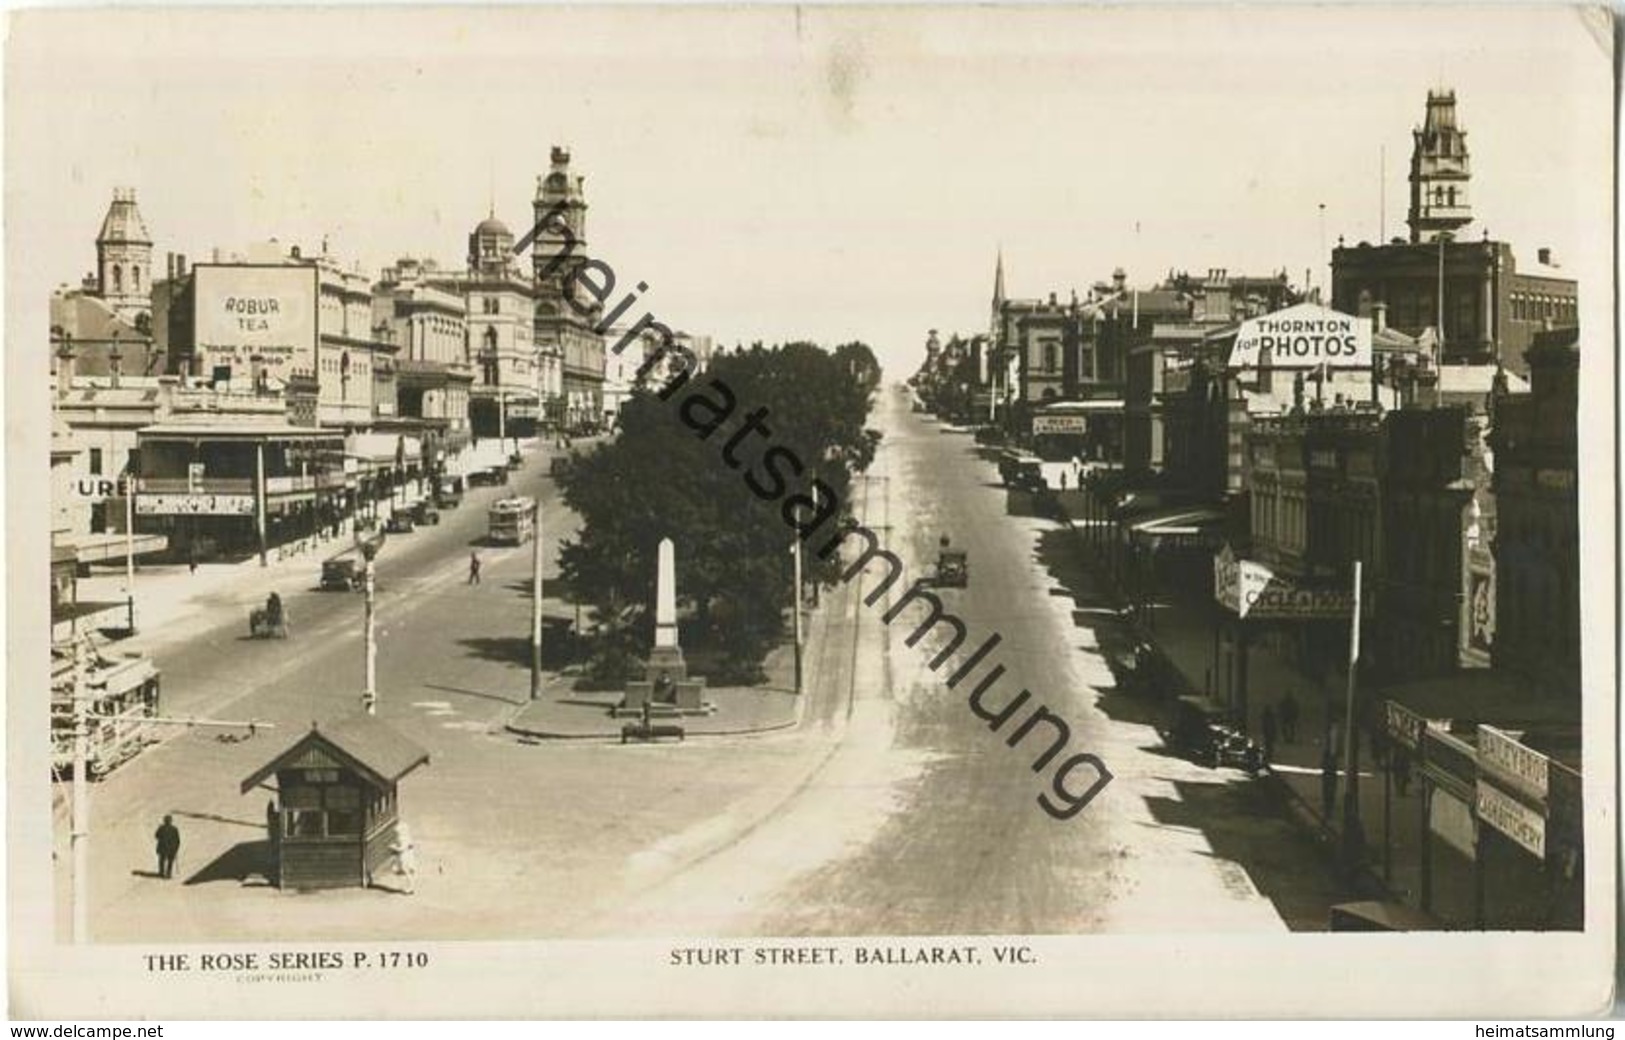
top-left (647, 537), bottom-right (687, 686)
top-left (617, 537), bottom-right (712, 716)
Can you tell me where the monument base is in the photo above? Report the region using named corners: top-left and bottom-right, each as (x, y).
top-left (616, 678), bottom-right (715, 717)
top-left (644, 645), bottom-right (689, 684)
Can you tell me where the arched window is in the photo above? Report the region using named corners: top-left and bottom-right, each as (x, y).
top-left (132, 265), bottom-right (141, 289)
top-left (112, 265), bottom-right (123, 293)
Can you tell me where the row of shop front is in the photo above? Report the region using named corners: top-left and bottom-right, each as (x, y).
top-left (1074, 473), bottom-right (1581, 930)
top-left (128, 418), bottom-right (508, 564)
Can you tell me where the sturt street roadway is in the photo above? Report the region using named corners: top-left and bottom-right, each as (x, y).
top-left (54, 391), bottom-right (1342, 943)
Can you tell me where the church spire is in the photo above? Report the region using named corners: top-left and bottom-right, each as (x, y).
top-left (993, 248), bottom-right (1006, 308)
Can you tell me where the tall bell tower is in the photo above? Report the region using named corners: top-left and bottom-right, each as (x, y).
top-left (532, 146), bottom-right (603, 428)
top-left (1407, 89), bottom-right (1473, 244)
top-left (533, 146), bottom-right (593, 321)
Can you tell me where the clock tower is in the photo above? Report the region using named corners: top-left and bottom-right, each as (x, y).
top-left (1407, 89), bottom-right (1473, 244)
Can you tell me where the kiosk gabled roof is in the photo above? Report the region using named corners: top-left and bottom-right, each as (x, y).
top-left (241, 716), bottom-right (430, 794)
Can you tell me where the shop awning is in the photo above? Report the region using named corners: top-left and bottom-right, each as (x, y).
top-left (65, 533), bottom-right (169, 563)
top-left (346, 433), bottom-right (423, 465)
top-left (1130, 506), bottom-right (1227, 538)
top-left (1035, 399), bottom-right (1126, 413)
top-left (1383, 673), bottom-right (1580, 737)
top-left (52, 599), bottom-right (127, 627)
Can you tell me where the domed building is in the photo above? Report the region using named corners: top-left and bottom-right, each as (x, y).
top-left (460, 207), bottom-right (547, 440)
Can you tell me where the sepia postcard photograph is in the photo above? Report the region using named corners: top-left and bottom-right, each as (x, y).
top-left (5, 2), bottom-right (1617, 1020)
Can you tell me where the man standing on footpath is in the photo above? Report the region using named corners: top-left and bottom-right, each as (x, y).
top-left (468, 551), bottom-right (482, 586)
top-left (154, 815), bottom-right (181, 879)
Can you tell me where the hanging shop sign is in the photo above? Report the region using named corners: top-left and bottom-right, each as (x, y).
top-left (1476, 781), bottom-right (1546, 860)
top-left (1385, 700), bottom-right (1425, 751)
top-left (1033, 415), bottom-right (1088, 435)
top-left (1478, 724), bottom-right (1550, 800)
top-left (136, 493), bottom-right (256, 516)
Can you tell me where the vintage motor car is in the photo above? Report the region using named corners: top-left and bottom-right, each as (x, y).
top-left (937, 548), bottom-right (968, 588)
top-left (321, 554), bottom-right (364, 591)
top-left (433, 482), bottom-right (463, 510)
top-left (383, 513), bottom-right (416, 534)
top-left (1161, 695), bottom-right (1264, 774)
top-left (408, 500), bottom-right (441, 526)
top-left (320, 531), bottom-right (385, 591)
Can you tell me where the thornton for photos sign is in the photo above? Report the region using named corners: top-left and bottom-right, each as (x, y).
top-left (1227, 302), bottom-right (1373, 370)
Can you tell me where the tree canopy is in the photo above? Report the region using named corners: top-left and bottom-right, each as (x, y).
top-left (556, 340), bottom-right (882, 680)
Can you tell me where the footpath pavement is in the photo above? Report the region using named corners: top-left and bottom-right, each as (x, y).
top-left (1049, 489), bottom-right (1421, 908)
top-left (506, 584), bottom-right (835, 739)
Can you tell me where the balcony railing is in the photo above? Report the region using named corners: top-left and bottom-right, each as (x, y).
top-left (138, 474), bottom-right (346, 495)
top-left (138, 477), bottom-right (255, 494)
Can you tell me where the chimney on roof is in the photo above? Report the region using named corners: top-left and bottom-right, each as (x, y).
top-left (55, 338), bottom-right (76, 397)
top-left (1537, 247), bottom-right (1553, 266)
top-left (176, 254), bottom-right (187, 277)
top-left (1373, 301), bottom-right (1388, 333)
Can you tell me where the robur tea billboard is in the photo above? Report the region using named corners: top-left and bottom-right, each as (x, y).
top-left (192, 264), bottom-right (319, 381)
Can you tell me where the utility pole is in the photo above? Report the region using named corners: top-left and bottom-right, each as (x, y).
top-left (255, 440), bottom-right (268, 567)
top-left (122, 474), bottom-right (137, 635)
top-left (1435, 232), bottom-right (1449, 408)
top-left (529, 501), bottom-right (545, 701)
top-left (360, 538), bottom-right (380, 715)
top-left (1318, 203), bottom-right (1327, 293)
top-left (792, 531), bottom-right (803, 696)
top-left (1341, 560), bottom-right (1365, 873)
top-left (70, 637), bottom-right (89, 944)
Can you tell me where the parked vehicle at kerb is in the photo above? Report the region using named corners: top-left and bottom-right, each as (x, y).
top-left (488, 495), bottom-right (538, 545)
top-left (1009, 458), bottom-right (1045, 492)
top-left (937, 548), bottom-right (968, 587)
top-left (51, 638), bottom-right (161, 779)
top-left (384, 513), bottom-right (417, 534)
top-left (1161, 695), bottom-right (1264, 774)
top-left (409, 500), bottom-right (441, 526)
top-left (433, 481), bottom-right (463, 510)
top-left (321, 532), bottom-right (383, 591)
top-left (996, 448), bottom-right (1045, 489)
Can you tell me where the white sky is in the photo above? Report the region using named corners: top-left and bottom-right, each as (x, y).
top-left (6, 5), bottom-right (1614, 376)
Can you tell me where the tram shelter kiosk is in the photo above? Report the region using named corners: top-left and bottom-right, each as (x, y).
top-left (240, 717), bottom-right (429, 891)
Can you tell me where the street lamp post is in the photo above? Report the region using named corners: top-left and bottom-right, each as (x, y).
top-left (360, 538), bottom-right (380, 715)
top-left (791, 530), bottom-right (804, 696)
top-left (1341, 560), bottom-right (1366, 873)
top-left (529, 502), bottom-right (546, 701)
top-left (70, 637), bottom-right (89, 944)
top-left (122, 473), bottom-right (137, 635)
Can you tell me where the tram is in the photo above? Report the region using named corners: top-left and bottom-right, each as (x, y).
top-left (488, 496), bottom-right (538, 546)
top-left (51, 637), bottom-right (162, 780)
